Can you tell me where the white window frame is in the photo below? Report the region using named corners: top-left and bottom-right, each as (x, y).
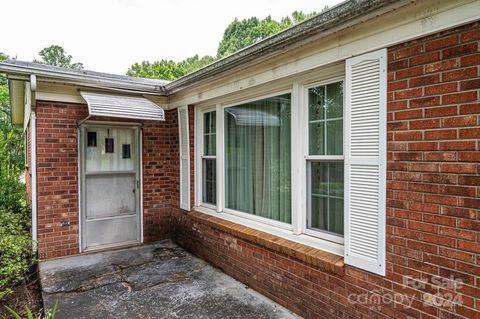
top-left (302, 77), bottom-right (346, 245)
top-left (194, 83), bottom-right (345, 257)
top-left (221, 90), bottom-right (294, 231)
top-left (198, 106), bottom-right (218, 210)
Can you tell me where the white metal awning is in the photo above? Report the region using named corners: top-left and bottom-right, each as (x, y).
top-left (80, 91), bottom-right (165, 121)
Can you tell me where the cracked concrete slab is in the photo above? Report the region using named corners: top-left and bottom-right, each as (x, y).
top-left (40, 241), bottom-right (298, 319)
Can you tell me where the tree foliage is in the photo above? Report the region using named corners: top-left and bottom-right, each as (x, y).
top-left (127, 10), bottom-right (320, 80)
top-left (0, 53), bottom-right (32, 301)
top-left (0, 207), bottom-right (32, 300)
top-left (126, 54), bottom-right (215, 81)
top-left (34, 45), bottom-right (83, 70)
top-left (217, 11), bottom-right (317, 57)
top-left (0, 53), bottom-right (24, 177)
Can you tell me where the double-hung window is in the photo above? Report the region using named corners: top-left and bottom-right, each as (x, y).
top-left (201, 110), bottom-right (217, 206)
top-left (306, 81), bottom-right (344, 244)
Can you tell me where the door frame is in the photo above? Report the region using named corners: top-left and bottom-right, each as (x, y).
top-left (78, 121), bottom-right (143, 252)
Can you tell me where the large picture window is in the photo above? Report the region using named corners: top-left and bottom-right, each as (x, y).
top-left (306, 81), bottom-right (344, 241)
top-left (224, 94), bottom-right (291, 224)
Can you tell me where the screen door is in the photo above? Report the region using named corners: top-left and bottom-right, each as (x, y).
top-left (81, 125), bottom-right (141, 251)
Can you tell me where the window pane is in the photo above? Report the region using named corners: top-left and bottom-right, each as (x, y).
top-left (204, 134), bottom-right (216, 156)
top-left (203, 111), bottom-right (216, 156)
top-left (308, 81), bottom-right (343, 155)
top-left (311, 195), bottom-right (328, 231)
top-left (308, 86), bottom-right (325, 121)
top-left (329, 198), bottom-right (344, 235)
top-left (204, 111), bottom-right (216, 133)
top-left (202, 159), bottom-right (216, 205)
top-left (326, 119), bottom-right (343, 155)
top-left (309, 121), bottom-right (325, 155)
top-left (329, 161), bottom-right (344, 197)
top-left (225, 94), bottom-right (291, 223)
top-left (311, 161), bottom-right (328, 195)
top-left (308, 161), bottom-right (344, 236)
top-left (326, 82), bottom-right (343, 119)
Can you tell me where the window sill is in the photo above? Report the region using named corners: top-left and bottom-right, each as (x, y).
top-left (189, 209), bottom-right (345, 276)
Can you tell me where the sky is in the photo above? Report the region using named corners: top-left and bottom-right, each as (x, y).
top-left (2, 0), bottom-right (344, 75)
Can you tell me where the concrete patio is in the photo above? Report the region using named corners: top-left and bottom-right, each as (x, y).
top-left (39, 241), bottom-right (298, 319)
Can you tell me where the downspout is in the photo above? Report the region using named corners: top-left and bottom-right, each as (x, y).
top-left (30, 74), bottom-right (37, 246)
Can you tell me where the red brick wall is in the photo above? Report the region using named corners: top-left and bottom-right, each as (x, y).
top-left (142, 109), bottom-right (178, 242)
top-left (35, 101), bottom-right (177, 259)
top-left (172, 22), bottom-right (480, 319)
top-left (36, 102), bottom-right (85, 258)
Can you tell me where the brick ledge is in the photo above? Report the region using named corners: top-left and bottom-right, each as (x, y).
top-left (188, 210), bottom-right (345, 276)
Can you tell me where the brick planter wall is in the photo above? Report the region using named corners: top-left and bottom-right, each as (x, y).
top-left (172, 22), bottom-right (480, 319)
top-left (35, 102), bottom-right (178, 259)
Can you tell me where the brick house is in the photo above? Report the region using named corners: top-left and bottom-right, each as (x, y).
top-left (1, 0), bottom-right (479, 317)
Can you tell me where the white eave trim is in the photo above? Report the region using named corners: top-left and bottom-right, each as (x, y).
top-left (80, 91), bottom-right (165, 121)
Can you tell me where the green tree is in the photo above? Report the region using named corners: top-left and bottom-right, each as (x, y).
top-left (0, 53), bottom-right (9, 124)
top-left (0, 53), bottom-right (31, 301)
top-left (0, 53), bottom-right (24, 177)
top-left (217, 11), bottom-right (317, 58)
top-left (127, 54), bottom-right (215, 81)
top-left (34, 45), bottom-right (83, 69)
top-left (179, 55), bottom-right (216, 75)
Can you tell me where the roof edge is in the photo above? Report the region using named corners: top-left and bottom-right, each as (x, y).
top-left (0, 60), bottom-right (169, 95)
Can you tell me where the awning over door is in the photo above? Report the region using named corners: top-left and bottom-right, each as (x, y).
top-left (80, 91), bottom-right (165, 121)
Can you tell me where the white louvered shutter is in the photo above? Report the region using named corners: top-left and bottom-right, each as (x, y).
top-left (345, 49), bottom-right (387, 276)
top-left (178, 106), bottom-right (191, 211)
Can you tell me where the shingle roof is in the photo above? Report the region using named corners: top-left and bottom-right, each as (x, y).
top-left (0, 60), bottom-right (169, 93)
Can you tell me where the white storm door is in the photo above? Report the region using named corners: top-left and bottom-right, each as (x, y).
top-left (81, 125), bottom-right (141, 250)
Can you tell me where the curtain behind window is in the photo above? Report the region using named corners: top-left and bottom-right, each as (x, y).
top-left (225, 94), bottom-right (291, 223)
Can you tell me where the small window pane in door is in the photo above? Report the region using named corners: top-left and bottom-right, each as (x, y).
top-left (122, 144), bottom-right (131, 159)
top-left (86, 128), bottom-right (135, 172)
top-left (105, 138), bottom-right (115, 153)
top-left (87, 132), bottom-right (97, 147)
